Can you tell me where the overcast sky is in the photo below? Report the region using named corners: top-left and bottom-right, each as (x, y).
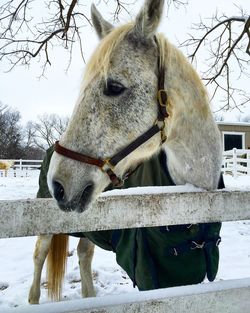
top-left (1, 0), bottom-right (249, 124)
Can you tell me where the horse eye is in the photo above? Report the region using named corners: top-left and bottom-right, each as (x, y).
top-left (104, 80), bottom-right (126, 96)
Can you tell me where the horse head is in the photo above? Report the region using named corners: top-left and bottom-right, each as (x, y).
top-left (47, 0), bottom-right (222, 213)
top-left (48, 0), bottom-right (168, 212)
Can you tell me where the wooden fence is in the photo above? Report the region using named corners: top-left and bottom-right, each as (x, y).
top-left (1, 188), bottom-right (250, 312)
top-left (222, 148), bottom-right (250, 177)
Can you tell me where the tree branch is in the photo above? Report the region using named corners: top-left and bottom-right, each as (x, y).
top-left (0, 0), bottom-right (91, 73)
top-left (181, 12), bottom-right (250, 112)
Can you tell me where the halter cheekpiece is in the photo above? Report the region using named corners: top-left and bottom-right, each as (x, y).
top-left (55, 42), bottom-right (169, 187)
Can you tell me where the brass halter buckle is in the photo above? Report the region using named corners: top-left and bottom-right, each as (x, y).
top-left (157, 89), bottom-right (168, 107)
top-left (101, 158), bottom-right (114, 172)
top-left (101, 159), bottom-right (124, 187)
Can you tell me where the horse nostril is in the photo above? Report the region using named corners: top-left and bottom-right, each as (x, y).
top-left (81, 183), bottom-right (94, 200)
top-left (78, 183), bottom-right (94, 211)
top-left (52, 181), bottom-right (65, 203)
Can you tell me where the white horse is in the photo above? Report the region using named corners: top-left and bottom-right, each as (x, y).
top-left (47, 1), bottom-right (222, 210)
top-left (29, 0), bottom-right (222, 304)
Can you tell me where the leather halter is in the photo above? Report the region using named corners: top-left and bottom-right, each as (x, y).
top-left (55, 47), bottom-right (168, 187)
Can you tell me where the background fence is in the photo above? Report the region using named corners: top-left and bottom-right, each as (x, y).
top-left (222, 148), bottom-right (250, 177)
top-left (1, 149), bottom-right (250, 178)
top-left (12, 159), bottom-right (43, 170)
top-left (1, 189), bottom-right (250, 312)
top-left (0, 159), bottom-right (42, 177)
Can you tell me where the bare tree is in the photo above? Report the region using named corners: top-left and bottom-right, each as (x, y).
top-left (0, 0), bottom-right (143, 74)
top-left (0, 102), bottom-right (8, 114)
top-left (26, 113), bottom-right (69, 150)
top-left (1, 1), bottom-right (249, 113)
top-left (0, 0), bottom-right (188, 73)
top-left (0, 0), bottom-right (91, 74)
top-left (181, 9), bottom-right (250, 112)
top-left (0, 103), bottom-right (68, 158)
top-left (0, 103), bottom-right (24, 158)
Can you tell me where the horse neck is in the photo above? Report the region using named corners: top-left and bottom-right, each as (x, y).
top-left (161, 50), bottom-right (222, 190)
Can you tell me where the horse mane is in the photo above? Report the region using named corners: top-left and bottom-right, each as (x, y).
top-left (157, 33), bottom-right (210, 118)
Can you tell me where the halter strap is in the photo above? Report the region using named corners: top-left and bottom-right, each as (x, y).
top-left (108, 124), bottom-right (161, 166)
top-left (55, 122), bottom-right (163, 187)
top-left (54, 46), bottom-right (168, 187)
top-left (54, 141), bottom-right (105, 168)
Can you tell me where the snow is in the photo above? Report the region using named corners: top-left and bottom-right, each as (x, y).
top-left (3, 278), bottom-right (250, 313)
top-left (102, 176), bottom-right (250, 197)
top-left (0, 171), bottom-right (250, 310)
top-left (102, 184), bottom-right (204, 197)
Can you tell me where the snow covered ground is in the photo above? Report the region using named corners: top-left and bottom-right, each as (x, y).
top-left (0, 170), bottom-right (250, 310)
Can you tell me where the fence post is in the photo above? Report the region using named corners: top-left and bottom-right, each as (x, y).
top-left (19, 159), bottom-right (22, 170)
top-left (232, 148), bottom-right (237, 178)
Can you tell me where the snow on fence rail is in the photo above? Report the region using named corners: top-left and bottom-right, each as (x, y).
top-left (222, 148), bottom-right (250, 177)
top-left (1, 189), bottom-right (250, 313)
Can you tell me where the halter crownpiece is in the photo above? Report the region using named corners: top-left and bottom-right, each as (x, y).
top-left (54, 44), bottom-right (169, 187)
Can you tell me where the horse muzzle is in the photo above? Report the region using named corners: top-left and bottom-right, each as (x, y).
top-left (52, 180), bottom-right (94, 213)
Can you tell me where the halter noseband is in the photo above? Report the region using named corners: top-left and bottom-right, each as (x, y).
top-left (55, 48), bottom-right (168, 187)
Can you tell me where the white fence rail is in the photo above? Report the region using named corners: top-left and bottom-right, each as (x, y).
top-left (222, 148), bottom-right (250, 177)
top-left (5, 278), bottom-right (250, 313)
top-left (1, 189), bottom-right (250, 312)
top-left (0, 190), bottom-right (250, 237)
top-left (13, 159), bottom-right (43, 170)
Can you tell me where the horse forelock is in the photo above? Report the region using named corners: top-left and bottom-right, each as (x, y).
top-left (83, 23), bottom-right (134, 87)
top-left (83, 24), bottom-right (169, 86)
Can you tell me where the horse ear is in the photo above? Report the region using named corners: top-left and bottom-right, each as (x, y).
top-left (91, 4), bottom-right (114, 39)
top-left (133, 0), bottom-right (164, 39)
